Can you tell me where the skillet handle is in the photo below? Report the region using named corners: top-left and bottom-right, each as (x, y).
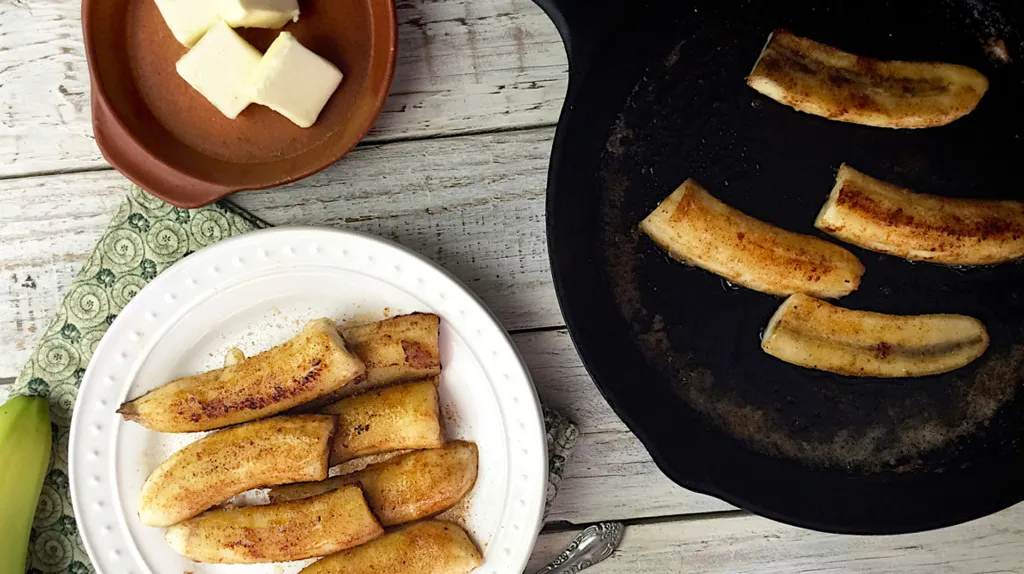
top-left (532, 0), bottom-right (628, 86)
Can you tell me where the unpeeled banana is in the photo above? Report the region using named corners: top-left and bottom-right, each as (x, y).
top-left (0, 395), bottom-right (52, 574)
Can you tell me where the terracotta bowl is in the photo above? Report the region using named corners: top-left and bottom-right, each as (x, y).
top-left (82, 0), bottom-right (397, 208)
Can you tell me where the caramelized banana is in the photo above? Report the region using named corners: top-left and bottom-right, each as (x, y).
top-left (816, 165), bottom-right (1024, 265)
top-left (321, 378), bottom-right (444, 465)
top-left (139, 415), bottom-right (336, 527)
top-left (761, 293), bottom-right (989, 377)
top-left (640, 179), bottom-right (864, 298)
top-left (299, 521), bottom-right (482, 574)
top-left (269, 441), bottom-right (478, 526)
top-left (305, 314), bottom-right (442, 408)
top-left (165, 485), bottom-right (382, 564)
top-left (747, 30), bottom-right (988, 128)
top-left (118, 319), bottom-right (364, 432)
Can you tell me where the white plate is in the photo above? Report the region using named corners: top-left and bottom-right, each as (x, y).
top-left (69, 227), bottom-right (547, 574)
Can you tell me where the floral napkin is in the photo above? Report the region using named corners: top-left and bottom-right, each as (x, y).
top-left (3, 186), bottom-right (578, 573)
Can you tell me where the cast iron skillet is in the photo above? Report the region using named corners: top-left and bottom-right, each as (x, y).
top-left (535, 0), bottom-right (1024, 534)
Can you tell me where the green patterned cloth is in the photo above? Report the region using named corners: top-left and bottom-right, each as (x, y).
top-left (2, 186), bottom-right (577, 573)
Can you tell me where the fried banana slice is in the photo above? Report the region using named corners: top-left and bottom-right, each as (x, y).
top-left (270, 441), bottom-right (478, 526)
top-left (747, 30), bottom-right (988, 128)
top-left (118, 319), bottom-right (365, 432)
top-left (816, 164), bottom-right (1024, 265)
top-left (340, 313), bottom-right (442, 394)
top-left (165, 485), bottom-right (382, 564)
top-left (761, 293), bottom-right (989, 377)
top-left (321, 378), bottom-right (444, 465)
top-left (640, 179), bottom-right (864, 298)
top-left (139, 414), bottom-right (336, 527)
top-left (299, 521), bottom-right (482, 574)
top-left (305, 314), bottom-right (442, 408)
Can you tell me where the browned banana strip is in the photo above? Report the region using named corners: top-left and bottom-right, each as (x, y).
top-left (816, 164), bottom-right (1024, 265)
top-left (761, 293), bottom-right (989, 377)
top-left (269, 441), bottom-right (478, 526)
top-left (299, 521), bottom-right (482, 574)
top-left (303, 313), bottom-right (442, 408)
top-left (321, 378), bottom-right (444, 465)
top-left (747, 30), bottom-right (988, 128)
top-left (640, 179), bottom-right (864, 298)
top-left (118, 318), bottom-right (365, 432)
top-left (139, 414), bottom-right (336, 527)
top-left (165, 485), bottom-right (382, 564)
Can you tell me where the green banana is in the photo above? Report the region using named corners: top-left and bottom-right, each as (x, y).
top-left (0, 395), bottom-right (52, 574)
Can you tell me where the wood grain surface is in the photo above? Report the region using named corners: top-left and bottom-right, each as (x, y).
top-left (3, 0), bottom-right (1023, 570)
top-left (528, 504), bottom-right (1024, 573)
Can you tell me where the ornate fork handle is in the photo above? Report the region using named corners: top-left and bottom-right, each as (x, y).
top-left (533, 522), bottom-right (625, 574)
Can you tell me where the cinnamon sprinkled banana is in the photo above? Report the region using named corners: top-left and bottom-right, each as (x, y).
top-left (165, 485), bottom-right (382, 564)
top-left (817, 165), bottom-right (1024, 265)
top-left (118, 319), bottom-right (364, 432)
top-left (747, 30), bottom-right (989, 128)
top-left (761, 293), bottom-right (989, 378)
top-left (640, 179), bottom-right (864, 298)
top-left (300, 521), bottom-right (482, 574)
top-left (321, 378), bottom-right (444, 465)
top-left (139, 415), bottom-right (336, 527)
top-left (304, 313), bottom-right (442, 409)
top-left (269, 441), bottom-right (478, 526)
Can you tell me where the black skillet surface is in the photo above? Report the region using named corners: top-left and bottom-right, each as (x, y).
top-left (535, 0), bottom-right (1024, 533)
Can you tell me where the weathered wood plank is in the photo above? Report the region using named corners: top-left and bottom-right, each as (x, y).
top-left (0, 0), bottom-right (567, 177)
top-left (528, 503), bottom-right (1024, 573)
top-left (0, 0), bottom-right (94, 176)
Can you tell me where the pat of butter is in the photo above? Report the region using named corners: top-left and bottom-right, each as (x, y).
top-left (249, 32), bottom-right (344, 128)
top-left (176, 21), bottom-right (263, 119)
top-left (154, 0), bottom-right (220, 47)
top-left (217, 0), bottom-right (300, 29)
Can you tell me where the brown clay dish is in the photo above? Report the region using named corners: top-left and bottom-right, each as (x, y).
top-left (82, 0), bottom-right (397, 208)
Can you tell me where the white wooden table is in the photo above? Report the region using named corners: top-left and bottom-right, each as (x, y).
top-left (1, 1), bottom-right (1022, 571)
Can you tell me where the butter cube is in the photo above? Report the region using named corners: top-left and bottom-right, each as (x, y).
top-left (176, 21), bottom-right (263, 119)
top-left (154, 0), bottom-right (220, 47)
top-left (249, 32), bottom-right (344, 128)
top-left (217, 0), bottom-right (300, 29)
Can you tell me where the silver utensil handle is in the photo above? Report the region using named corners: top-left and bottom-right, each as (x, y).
top-left (533, 522), bottom-right (625, 574)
